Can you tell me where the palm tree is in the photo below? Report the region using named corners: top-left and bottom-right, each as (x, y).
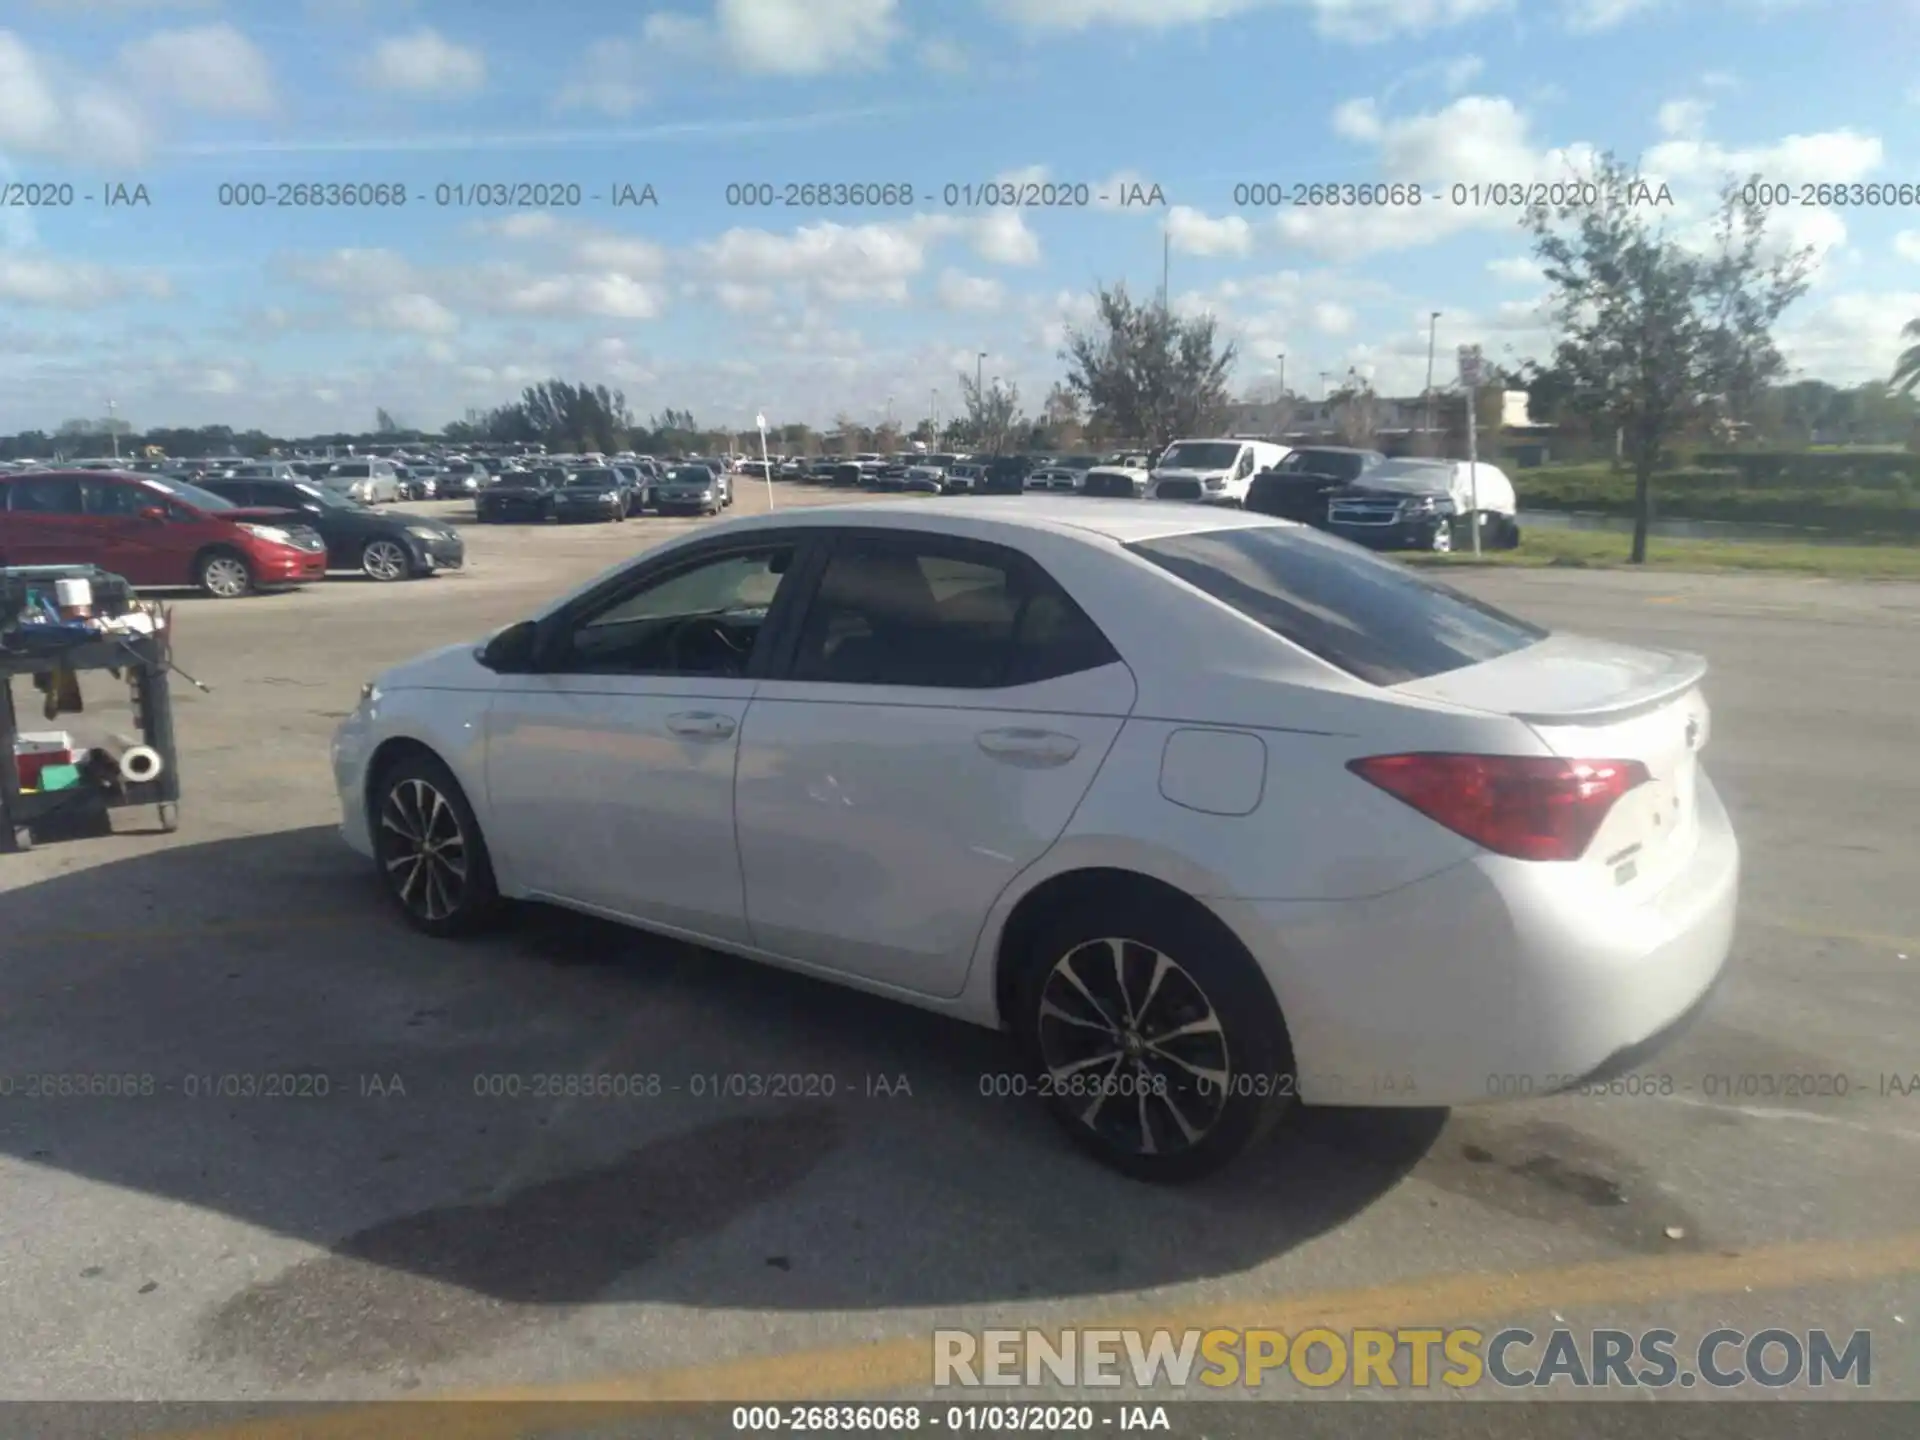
top-left (1892, 318), bottom-right (1920, 393)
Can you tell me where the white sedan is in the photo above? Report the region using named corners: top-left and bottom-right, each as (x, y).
top-left (331, 498), bottom-right (1738, 1181)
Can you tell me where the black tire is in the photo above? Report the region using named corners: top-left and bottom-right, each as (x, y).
top-left (1010, 894), bottom-right (1297, 1183)
top-left (194, 548), bottom-right (253, 599)
top-left (368, 751), bottom-right (504, 939)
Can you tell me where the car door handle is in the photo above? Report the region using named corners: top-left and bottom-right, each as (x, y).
top-left (977, 728), bottom-right (1080, 767)
top-left (666, 711), bottom-right (736, 740)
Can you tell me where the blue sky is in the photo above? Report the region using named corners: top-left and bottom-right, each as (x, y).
top-left (1, 0), bottom-right (1916, 436)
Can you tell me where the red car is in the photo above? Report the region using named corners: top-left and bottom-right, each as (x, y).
top-left (0, 469), bottom-right (329, 598)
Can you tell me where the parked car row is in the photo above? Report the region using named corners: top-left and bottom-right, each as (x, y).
top-left (472, 457), bottom-right (733, 523)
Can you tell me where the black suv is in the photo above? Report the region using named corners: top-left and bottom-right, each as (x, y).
top-left (1244, 447), bottom-right (1386, 526)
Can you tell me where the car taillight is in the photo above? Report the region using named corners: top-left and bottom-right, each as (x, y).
top-left (1346, 753), bottom-right (1650, 862)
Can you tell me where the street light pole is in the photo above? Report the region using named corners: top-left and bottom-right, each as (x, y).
top-left (1424, 311), bottom-right (1440, 446)
top-left (108, 399), bottom-right (119, 459)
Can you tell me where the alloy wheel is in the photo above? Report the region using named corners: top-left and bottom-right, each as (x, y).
top-left (361, 540), bottom-right (409, 581)
top-left (1036, 938), bottom-right (1231, 1159)
top-left (379, 777), bottom-right (468, 922)
top-left (201, 555), bottom-right (250, 597)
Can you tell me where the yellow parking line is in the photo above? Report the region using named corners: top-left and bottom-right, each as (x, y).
top-left (160, 1228), bottom-right (1920, 1439)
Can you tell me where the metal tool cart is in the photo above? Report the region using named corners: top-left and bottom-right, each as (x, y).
top-left (1, 565), bottom-right (183, 854)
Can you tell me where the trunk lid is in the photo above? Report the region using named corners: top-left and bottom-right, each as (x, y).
top-left (1394, 633), bottom-right (1711, 895)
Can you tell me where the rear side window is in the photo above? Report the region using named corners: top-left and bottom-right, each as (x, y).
top-left (5, 477), bottom-right (83, 513)
top-left (1128, 526), bottom-right (1546, 686)
top-left (790, 536), bottom-right (1118, 689)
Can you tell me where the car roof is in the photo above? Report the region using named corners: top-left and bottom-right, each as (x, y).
top-left (712, 496), bottom-right (1294, 546)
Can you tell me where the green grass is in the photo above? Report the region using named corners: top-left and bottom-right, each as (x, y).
top-left (1404, 527), bottom-right (1920, 579)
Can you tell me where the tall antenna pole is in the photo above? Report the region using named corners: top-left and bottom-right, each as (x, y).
top-left (1161, 228), bottom-right (1170, 309)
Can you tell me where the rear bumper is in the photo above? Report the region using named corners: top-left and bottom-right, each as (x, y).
top-left (1213, 769), bottom-right (1740, 1106)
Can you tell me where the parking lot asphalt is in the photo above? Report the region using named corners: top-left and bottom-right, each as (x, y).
top-left (2, 483), bottom-right (1917, 1413)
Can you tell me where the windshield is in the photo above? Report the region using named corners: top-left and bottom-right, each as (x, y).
top-left (669, 468), bottom-right (713, 484)
top-left (1356, 462), bottom-right (1453, 494)
top-left (568, 471), bottom-right (617, 487)
top-left (142, 475), bottom-right (235, 511)
top-left (1157, 442), bottom-right (1242, 470)
top-left (1278, 450), bottom-right (1371, 482)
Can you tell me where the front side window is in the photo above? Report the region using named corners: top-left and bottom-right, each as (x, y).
top-left (789, 537), bottom-right (1117, 689)
top-left (82, 479), bottom-right (148, 516)
top-left (559, 545), bottom-right (796, 677)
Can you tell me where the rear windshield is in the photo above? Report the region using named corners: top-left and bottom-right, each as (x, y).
top-left (1128, 525), bottom-right (1546, 685)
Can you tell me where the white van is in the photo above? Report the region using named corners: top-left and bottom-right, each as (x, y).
top-left (1147, 438), bottom-right (1291, 506)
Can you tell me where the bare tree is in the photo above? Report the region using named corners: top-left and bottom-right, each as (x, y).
top-left (1329, 373), bottom-right (1382, 448)
top-left (831, 412), bottom-right (861, 456)
top-left (958, 371), bottom-right (1027, 456)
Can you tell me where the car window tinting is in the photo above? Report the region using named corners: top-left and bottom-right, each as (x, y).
top-left (562, 546), bottom-right (795, 677)
top-left (81, 479), bottom-right (148, 516)
top-left (790, 539), bottom-right (1117, 689)
top-left (1128, 525), bottom-right (1546, 686)
top-left (5, 477), bottom-right (84, 513)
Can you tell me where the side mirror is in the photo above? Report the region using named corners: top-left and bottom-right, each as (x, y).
top-left (479, 619), bottom-right (540, 673)
top-left (139, 506), bottom-right (168, 522)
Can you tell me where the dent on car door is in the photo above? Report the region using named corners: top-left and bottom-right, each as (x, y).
top-left (734, 533), bottom-right (1136, 998)
top-left (481, 538), bottom-right (808, 943)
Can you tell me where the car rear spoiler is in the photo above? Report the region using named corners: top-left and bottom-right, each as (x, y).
top-left (1508, 650), bottom-right (1709, 726)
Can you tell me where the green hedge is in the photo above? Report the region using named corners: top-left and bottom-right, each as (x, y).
top-left (1689, 451), bottom-right (1920, 486)
top-left (1515, 464), bottom-right (1920, 538)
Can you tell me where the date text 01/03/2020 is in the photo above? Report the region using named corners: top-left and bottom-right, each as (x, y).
top-left (1227, 181), bottom-right (1676, 209)
top-left (730, 1405), bottom-right (1165, 1432)
top-left (212, 182), bottom-right (658, 208)
top-left (720, 181), bottom-right (1167, 208)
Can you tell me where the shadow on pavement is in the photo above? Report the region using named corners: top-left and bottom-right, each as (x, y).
top-left (1, 825), bottom-right (1446, 1380)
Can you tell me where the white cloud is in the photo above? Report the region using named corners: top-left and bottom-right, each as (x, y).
top-left (695, 217), bottom-right (952, 303)
top-left (119, 24), bottom-right (277, 115)
top-left (643, 0), bottom-right (900, 74)
top-left (373, 293), bottom-right (460, 335)
top-left (1644, 128), bottom-right (1882, 188)
top-left (573, 235), bottom-right (669, 275)
top-left (0, 255), bottom-right (171, 308)
top-left (996, 164), bottom-right (1051, 189)
top-left (1312, 301), bottom-right (1356, 335)
top-left (972, 211), bottom-right (1042, 265)
top-left (1274, 95), bottom-right (1598, 259)
top-left (1563, 0), bottom-right (1658, 31)
top-left (987, 0), bottom-right (1508, 43)
top-left (1779, 291), bottom-right (1920, 385)
top-left (1657, 98), bottom-right (1708, 138)
top-left (556, 38), bottom-right (648, 115)
top-left (1167, 205), bottom-right (1254, 257)
top-left (503, 273), bottom-right (663, 319)
top-left (936, 269), bottom-right (1005, 311)
top-left (0, 31), bottom-right (151, 163)
top-left (364, 27), bottom-right (486, 95)
top-left (1897, 232), bottom-right (1920, 264)
top-left (1440, 54), bottom-right (1483, 92)
top-left (919, 37), bottom-right (968, 72)
top-left (1487, 254), bottom-right (1544, 284)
